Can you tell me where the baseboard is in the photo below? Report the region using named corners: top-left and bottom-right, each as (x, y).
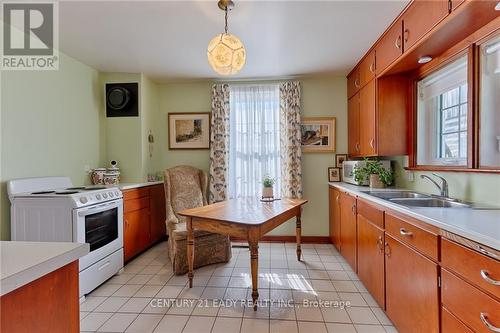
top-left (230, 236), bottom-right (332, 244)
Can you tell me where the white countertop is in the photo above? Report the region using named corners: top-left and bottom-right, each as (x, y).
top-left (0, 241), bottom-right (89, 296)
top-left (329, 182), bottom-right (500, 251)
top-left (119, 181), bottom-right (163, 190)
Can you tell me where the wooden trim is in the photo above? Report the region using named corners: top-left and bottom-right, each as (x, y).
top-left (230, 235), bottom-right (332, 244)
top-left (405, 166), bottom-right (500, 173)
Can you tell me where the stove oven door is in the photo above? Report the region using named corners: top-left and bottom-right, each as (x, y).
top-left (74, 199), bottom-right (123, 271)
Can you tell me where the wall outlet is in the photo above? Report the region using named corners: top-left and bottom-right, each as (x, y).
top-left (406, 171), bottom-right (415, 182)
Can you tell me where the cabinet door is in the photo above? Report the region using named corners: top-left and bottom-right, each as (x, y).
top-left (357, 214), bottom-right (385, 308)
top-left (359, 50), bottom-right (376, 88)
top-left (450, 0), bottom-right (465, 11)
top-left (124, 208), bottom-right (150, 261)
top-left (376, 19), bottom-right (403, 74)
top-left (340, 192), bottom-right (357, 271)
top-left (359, 79), bottom-right (377, 156)
top-left (385, 234), bottom-right (439, 333)
top-left (402, 0), bottom-right (449, 51)
top-left (348, 94), bottom-right (360, 157)
top-left (149, 185), bottom-right (166, 245)
top-left (329, 187), bottom-right (341, 251)
top-left (347, 68), bottom-right (360, 99)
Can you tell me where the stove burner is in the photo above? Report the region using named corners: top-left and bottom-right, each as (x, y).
top-left (66, 187), bottom-right (86, 190)
top-left (55, 191), bottom-right (79, 195)
top-left (31, 191), bottom-right (56, 195)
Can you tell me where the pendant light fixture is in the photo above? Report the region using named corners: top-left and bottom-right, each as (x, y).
top-left (207, 0), bottom-right (246, 75)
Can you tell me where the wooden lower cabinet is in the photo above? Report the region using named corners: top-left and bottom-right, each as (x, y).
top-left (0, 261), bottom-right (79, 333)
top-left (340, 192), bottom-right (357, 271)
top-left (357, 214), bottom-right (385, 308)
top-left (442, 306), bottom-right (474, 333)
top-left (385, 234), bottom-right (439, 333)
top-left (123, 184), bottom-right (166, 262)
top-left (329, 186), bottom-right (341, 250)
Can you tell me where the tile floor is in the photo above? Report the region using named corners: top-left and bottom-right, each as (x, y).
top-left (80, 241), bottom-right (398, 333)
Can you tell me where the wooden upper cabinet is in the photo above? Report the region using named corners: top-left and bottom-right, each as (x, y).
top-left (347, 68), bottom-right (360, 99)
top-left (376, 19), bottom-right (403, 74)
top-left (340, 192), bottom-right (357, 272)
top-left (329, 187), bottom-right (341, 251)
top-left (402, 0), bottom-right (449, 51)
top-left (359, 79), bottom-right (377, 156)
top-left (359, 50), bottom-right (376, 88)
top-left (348, 93), bottom-right (360, 157)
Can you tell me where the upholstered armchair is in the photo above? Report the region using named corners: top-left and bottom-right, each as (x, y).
top-left (164, 165), bottom-right (232, 275)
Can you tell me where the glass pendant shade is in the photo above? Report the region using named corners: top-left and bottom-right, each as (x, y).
top-left (207, 33), bottom-right (246, 75)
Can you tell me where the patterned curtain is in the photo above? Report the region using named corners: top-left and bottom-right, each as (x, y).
top-left (279, 81), bottom-right (303, 199)
top-left (209, 83), bottom-right (230, 203)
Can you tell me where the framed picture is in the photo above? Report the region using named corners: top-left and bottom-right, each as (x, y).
top-left (301, 117), bottom-right (336, 153)
top-left (168, 112), bottom-right (211, 150)
top-left (335, 154), bottom-right (348, 168)
top-left (328, 167), bottom-right (341, 182)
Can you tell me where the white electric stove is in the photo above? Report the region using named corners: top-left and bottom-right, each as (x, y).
top-left (7, 177), bottom-right (124, 298)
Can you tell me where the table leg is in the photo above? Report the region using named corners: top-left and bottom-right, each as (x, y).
top-left (296, 211), bottom-right (302, 261)
top-left (186, 217), bottom-right (194, 288)
top-left (249, 240), bottom-right (259, 311)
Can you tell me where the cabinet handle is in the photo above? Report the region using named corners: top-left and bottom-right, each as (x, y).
top-left (376, 236), bottom-right (384, 253)
top-left (400, 228), bottom-right (413, 237)
top-left (395, 35), bottom-right (402, 49)
top-left (478, 246), bottom-right (499, 260)
top-left (351, 204), bottom-right (356, 215)
top-left (384, 242), bottom-right (391, 257)
top-left (336, 194), bottom-right (340, 203)
top-left (354, 78), bottom-right (360, 88)
top-left (480, 270), bottom-right (500, 286)
top-left (404, 29), bottom-right (409, 43)
top-left (480, 313), bottom-right (500, 332)
top-left (355, 143), bottom-right (360, 152)
top-left (370, 139), bottom-right (375, 149)
top-left (369, 63), bottom-right (375, 74)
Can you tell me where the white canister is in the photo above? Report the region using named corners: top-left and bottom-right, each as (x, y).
top-left (90, 168), bottom-right (107, 185)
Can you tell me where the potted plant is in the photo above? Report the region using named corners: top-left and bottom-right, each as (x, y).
top-left (262, 175), bottom-right (276, 199)
top-left (353, 158), bottom-right (394, 188)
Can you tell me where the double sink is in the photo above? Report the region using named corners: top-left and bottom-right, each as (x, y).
top-left (361, 191), bottom-right (472, 208)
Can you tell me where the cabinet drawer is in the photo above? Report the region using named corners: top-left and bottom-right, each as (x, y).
top-left (357, 198), bottom-right (384, 229)
top-left (124, 196), bottom-right (149, 213)
top-left (385, 212), bottom-right (438, 260)
top-left (442, 269), bottom-right (500, 333)
top-left (442, 306), bottom-right (474, 333)
top-left (442, 238), bottom-right (500, 299)
top-left (123, 187), bottom-right (150, 200)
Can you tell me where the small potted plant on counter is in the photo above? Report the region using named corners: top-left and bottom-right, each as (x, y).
top-left (353, 158), bottom-right (394, 188)
top-left (262, 175), bottom-right (276, 201)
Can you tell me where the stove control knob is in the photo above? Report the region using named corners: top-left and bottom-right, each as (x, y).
top-left (103, 193), bottom-right (108, 199)
top-left (96, 194), bottom-right (102, 200)
top-left (80, 197), bottom-right (88, 204)
top-left (109, 192), bottom-right (114, 198)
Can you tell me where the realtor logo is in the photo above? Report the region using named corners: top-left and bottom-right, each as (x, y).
top-left (1, 1), bottom-right (59, 70)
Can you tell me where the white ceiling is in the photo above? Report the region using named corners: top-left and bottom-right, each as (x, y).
top-left (59, 0), bottom-right (409, 81)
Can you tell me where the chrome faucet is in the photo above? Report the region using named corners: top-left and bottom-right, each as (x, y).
top-left (420, 173), bottom-right (449, 198)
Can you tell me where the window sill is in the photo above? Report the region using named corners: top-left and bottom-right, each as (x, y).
top-left (405, 166), bottom-right (500, 174)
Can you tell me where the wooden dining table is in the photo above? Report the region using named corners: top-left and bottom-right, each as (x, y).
top-left (177, 197), bottom-right (308, 310)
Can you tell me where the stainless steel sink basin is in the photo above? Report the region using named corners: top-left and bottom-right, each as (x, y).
top-left (388, 198), bottom-right (471, 208)
top-left (361, 191), bottom-right (431, 199)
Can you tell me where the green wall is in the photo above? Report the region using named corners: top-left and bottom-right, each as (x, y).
top-left (392, 157), bottom-right (500, 206)
top-left (0, 52), bottom-right (104, 240)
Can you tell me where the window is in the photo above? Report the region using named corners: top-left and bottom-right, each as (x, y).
top-left (416, 55), bottom-right (468, 166)
top-left (228, 84), bottom-right (281, 198)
